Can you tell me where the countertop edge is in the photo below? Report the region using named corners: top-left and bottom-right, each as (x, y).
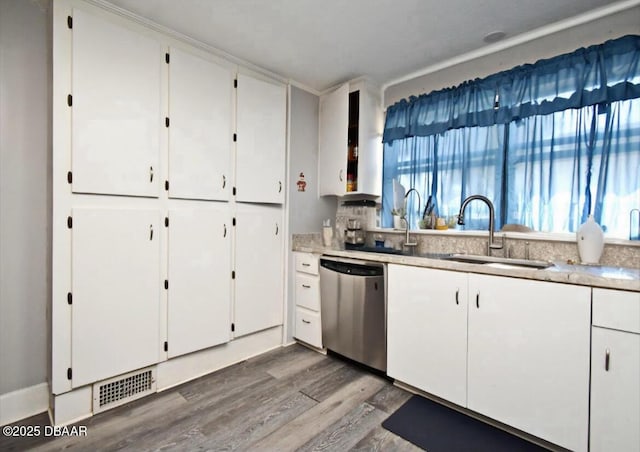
top-left (292, 246), bottom-right (640, 292)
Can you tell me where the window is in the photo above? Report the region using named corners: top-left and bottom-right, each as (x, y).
top-left (382, 35), bottom-right (640, 239)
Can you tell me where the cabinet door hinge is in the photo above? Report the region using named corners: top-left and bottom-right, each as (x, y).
top-left (234, 79), bottom-right (237, 88)
top-left (67, 216), bottom-right (72, 229)
top-left (67, 368), bottom-right (72, 380)
top-left (231, 323), bottom-right (235, 332)
top-left (165, 53), bottom-right (170, 64)
top-left (67, 171), bottom-right (72, 184)
top-left (164, 217), bottom-right (169, 227)
top-left (164, 180), bottom-right (169, 191)
top-left (164, 341), bottom-right (168, 352)
top-left (67, 292), bottom-right (72, 305)
top-left (67, 16), bottom-right (73, 29)
top-left (67, 94), bottom-right (72, 107)
top-left (164, 280), bottom-right (168, 290)
top-left (165, 117), bottom-right (170, 128)
top-left (231, 270), bottom-right (236, 279)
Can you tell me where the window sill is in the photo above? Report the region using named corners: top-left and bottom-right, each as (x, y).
top-left (370, 227), bottom-right (640, 247)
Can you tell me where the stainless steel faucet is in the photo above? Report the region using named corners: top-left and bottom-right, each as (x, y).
top-left (457, 194), bottom-right (503, 255)
top-left (402, 188), bottom-right (422, 251)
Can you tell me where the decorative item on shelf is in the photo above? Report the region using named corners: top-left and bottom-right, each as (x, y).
top-left (392, 208), bottom-right (405, 230)
top-left (435, 217), bottom-right (448, 230)
top-left (576, 215), bottom-right (604, 264)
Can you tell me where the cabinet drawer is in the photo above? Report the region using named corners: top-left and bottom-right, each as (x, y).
top-left (295, 274), bottom-right (320, 311)
top-left (295, 307), bottom-right (322, 348)
top-left (295, 253), bottom-right (319, 275)
top-left (593, 288), bottom-right (640, 333)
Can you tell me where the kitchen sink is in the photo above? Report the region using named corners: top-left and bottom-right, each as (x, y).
top-left (443, 253), bottom-right (553, 269)
top-left (350, 247), bottom-right (552, 269)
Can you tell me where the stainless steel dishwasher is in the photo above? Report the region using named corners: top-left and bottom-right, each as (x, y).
top-left (319, 257), bottom-right (386, 372)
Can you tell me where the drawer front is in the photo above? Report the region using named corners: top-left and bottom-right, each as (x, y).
top-left (593, 288), bottom-right (640, 333)
top-left (295, 307), bottom-right (322, 348)
top-left (295, 252), bottom-right (319, 275)
top-left (295, 274), bottom-right (320, 311)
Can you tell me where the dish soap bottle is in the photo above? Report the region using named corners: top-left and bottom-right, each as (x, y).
top-left (576, 215), bottom-right (604, 265)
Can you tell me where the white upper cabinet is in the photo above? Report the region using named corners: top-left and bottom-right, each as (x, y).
top-left (168, 47), bottom-right (234, 201)
top-left (71, 9), bottom-right (161, 197)
top-left (234, 204), bottom-right (283, 337)
top-left (167, 205), bottom-right (231, 358)
top-left (318, 83), bottom-right (349, 196)
top-left (319, 79), bottom-right (382, 197)
top-left (71, 207), bottom-right (161, 387)
top-left (236, 72), bottom-right (286, 204)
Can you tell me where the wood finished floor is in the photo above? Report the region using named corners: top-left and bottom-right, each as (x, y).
top-left (1, 344), bottom-right (422, 451)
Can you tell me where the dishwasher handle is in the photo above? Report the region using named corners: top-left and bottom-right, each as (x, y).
top-left (320, 259), bottom-right (384, 277)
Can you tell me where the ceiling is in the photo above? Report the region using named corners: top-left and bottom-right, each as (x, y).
top-left (101, 0), bottom-right (630, 92)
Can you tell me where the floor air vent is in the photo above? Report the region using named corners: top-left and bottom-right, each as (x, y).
top-left (93, 367), bottom-right (156, 413)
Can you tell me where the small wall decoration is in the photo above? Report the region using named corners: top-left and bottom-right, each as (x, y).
top-left (296, 172), bottom-right (307, 192)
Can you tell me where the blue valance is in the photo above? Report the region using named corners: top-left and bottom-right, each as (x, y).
top-left (383, 35), bottom-right (640, 143)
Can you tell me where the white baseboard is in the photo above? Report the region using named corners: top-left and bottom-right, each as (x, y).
top-left (0, 382), bottom-right (49, 425)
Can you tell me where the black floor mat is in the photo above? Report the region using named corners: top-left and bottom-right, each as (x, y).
top-left (382, 395), bottom-right (549, 452)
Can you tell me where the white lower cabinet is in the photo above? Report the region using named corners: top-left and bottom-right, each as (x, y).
top-left (71, 208), bottom-right (162, 387)
top-left (293, 253), bottom-right (322, 348)
top-left (590, 288), bottom-right (640, 452)
top-left (295, 308), bottom-right (322, 348)
top-left (467, 274), bottom-right (590, 452)
top-left (387, 265), bottom-right (591, 452)
top-left (167, 205), bottom-right (231, 358)
top-left (387, 265), bottom-right (468, 406)
top-left (234, 204), bottom-right (283, 337)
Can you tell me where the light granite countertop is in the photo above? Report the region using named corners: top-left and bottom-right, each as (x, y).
top-left (293, 244), bottom-right (640, 292)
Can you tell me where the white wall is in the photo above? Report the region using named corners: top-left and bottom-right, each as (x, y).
top-left (0, 0), bottom-right (51, 403)
top-left (384, 6), bottom-right (640, 107)
top-left (286, 86), bottom-right (337, 342)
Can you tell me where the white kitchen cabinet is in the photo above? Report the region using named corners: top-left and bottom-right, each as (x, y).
top-left (467, 274), bottom-right (591, 452)
top-left (167, 205), bottom-right (231, 358)
top-left (387, 264), bottom-right (468, 406)
top-left (234, 204), bottom-right (283, 337)
top-left (590, 327), bottom-right (640, 452)
top-left (590, 288), bottom-right (640, 452)
top-left (71, 208), bottom-right (162, 387)
top-left (293, 253), bottom-right (322, 348)
top-left (236, 72), bottom-right (286, 204)
top-left (319, 79), bottom-right (382, 197)
top-left (71, 8), bottom-right (161, 197)
top-left (168, 47), bottom-right (234, 201)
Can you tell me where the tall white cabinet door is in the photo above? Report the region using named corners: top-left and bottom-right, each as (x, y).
top-left (168, 48), bottom-right (233, 201)
top-left (71, 208), bottom-right (161, 387)
top-left (318, 83), bottom-right (349, 196)
top-left (236, 73), bottom-right (286, 204)
top-left (590, 327), bottom-right (640, 452)
top-left (71, 9), bottom-right (161, 197)
top-left (387, 265), bottom-right (468, 407)
top-left (234, 204), bottom-right (283, 337)
top-left (167, 206), bottom-right (231, 357)
top-left (467, 274), bottom-right (590, 452)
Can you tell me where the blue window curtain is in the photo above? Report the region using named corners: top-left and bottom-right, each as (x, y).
top-left (382, 35), bottom-right (640, 238)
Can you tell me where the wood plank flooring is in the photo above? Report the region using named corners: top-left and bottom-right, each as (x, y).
top-left (1, 344), bottom-right (422, 451)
